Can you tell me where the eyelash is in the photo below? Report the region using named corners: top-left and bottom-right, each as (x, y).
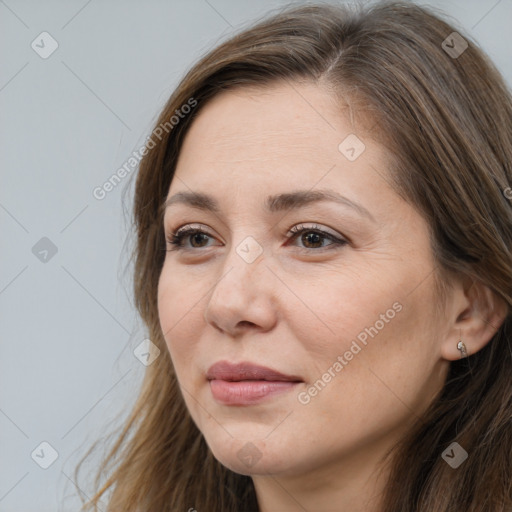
top-left (165, 223), bottom-right (347, 252)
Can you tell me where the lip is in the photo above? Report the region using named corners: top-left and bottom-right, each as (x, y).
top-left (206, 361), bottom-right (302, 405)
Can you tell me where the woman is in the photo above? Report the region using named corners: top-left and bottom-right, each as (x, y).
top-left (79, 1), bottom-right (512, 510)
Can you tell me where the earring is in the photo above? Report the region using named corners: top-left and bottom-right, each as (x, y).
top-left (457, 340), bottom-right (468, 358)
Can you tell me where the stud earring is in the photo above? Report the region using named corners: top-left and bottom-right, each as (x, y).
top-left (457, 340), bottom-right (468, 358)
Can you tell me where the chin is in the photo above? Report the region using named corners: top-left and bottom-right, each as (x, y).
top-left (205, 435), bottom-right (297, 476)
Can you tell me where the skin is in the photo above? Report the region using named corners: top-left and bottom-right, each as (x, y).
top-left (157, 81), bottom-right (504, 511)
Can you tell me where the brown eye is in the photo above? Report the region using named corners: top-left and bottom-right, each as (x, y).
top-left (166, 226), bottom-right (217, 251)
top-left (287, 224), bottom-right (347, 251)
top-left (300, 231), bottom-right (324, 248)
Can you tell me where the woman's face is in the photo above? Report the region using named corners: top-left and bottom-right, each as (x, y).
top-left (157, 82), bottom-right (451, 481)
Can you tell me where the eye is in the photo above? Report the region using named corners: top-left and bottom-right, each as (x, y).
top-left (165, 223), bottom-right (348, 252)
top-left (165, 224), bottom-right (217, 251)
top-left (286, 223), bottom-right (348, 250)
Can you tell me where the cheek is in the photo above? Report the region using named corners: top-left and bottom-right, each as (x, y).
top-left (315, 291), bottom-right (440, 427)
top-left (291, 262), bottom-right (440, 401)
top-left (157, 265), bottom-right (205, 372)
top-left (285, 266), bottom-right (404, 357)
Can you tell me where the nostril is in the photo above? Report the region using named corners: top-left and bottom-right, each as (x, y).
top-left (238, 320), bottom-right (255, 328)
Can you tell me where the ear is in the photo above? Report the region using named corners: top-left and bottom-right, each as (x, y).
top-left (441, 276), bottom-right (509, 361)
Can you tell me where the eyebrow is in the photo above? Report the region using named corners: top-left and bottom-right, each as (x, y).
top-left (163, 188), bottom-right (375, 222)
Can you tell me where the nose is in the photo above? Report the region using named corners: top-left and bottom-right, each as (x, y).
top-left (203, 241), bottom-right (278, 337)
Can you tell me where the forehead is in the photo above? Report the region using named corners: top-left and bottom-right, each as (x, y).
top-left (188, 83), bottom-right (351, 147)
top-left (166, 82), bottom-right (400, 221)
top-left (175, 82), bottom-right (377, 174)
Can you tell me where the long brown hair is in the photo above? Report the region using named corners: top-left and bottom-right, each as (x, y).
top-left (78, 2), bottom-right (512, 510)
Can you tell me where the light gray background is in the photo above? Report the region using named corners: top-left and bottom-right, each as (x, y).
top-left (1, 1), bottom-right (510, 510)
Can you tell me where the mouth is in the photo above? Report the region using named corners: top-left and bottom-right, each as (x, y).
top-left (206, 361), bottom-right (303, 405)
